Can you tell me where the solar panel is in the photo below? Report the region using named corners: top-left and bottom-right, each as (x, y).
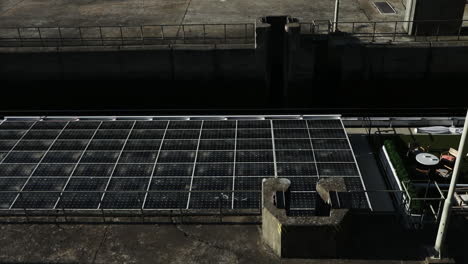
top-left (0, 116), bottom-right (371, 215)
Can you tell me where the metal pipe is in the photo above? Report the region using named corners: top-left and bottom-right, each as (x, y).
top-left (160, 25), bottom-right (165, 43)
top-left (58, 27), bottom-right (63, 46)
top-left (372, 22), bottom-right (376, 42)
top-left (37, 27), bottom-right (43, 47)
top-left (140, 26), bottom-right (144, 45)
top-left (333, 0), bottom-right (340, 32)
top-left (99, 27), bottom-right (104, 46)
top-left (17, 28), bottom-right (22, 47)
top-left (119, 26), bottom-right (124, 45)
top-left (78, 27), bottom-right (83, 45)
top-left (244, 23), bottom-right (247, 44)
top-left (413, 183), bottom-right (468, 188)
top-left (182, 25), bottom-right (185, 44)
top-left (434, 110), bottom-right (468, 258)
top-left (203, 24), bottom-right (206, 44)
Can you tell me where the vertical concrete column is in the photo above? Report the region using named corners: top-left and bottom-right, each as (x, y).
top-left (404, 0), bottom-right (465, 35)
top-left (262, 177), bottom-right (353, 258)
top-left (261, 16), bottom-right (289, 107)
top-left (284, 22), bottom-right (300, 107)
top-left (255, 19), bottom-right (271, 101)
top-left (261, 178), bottom-right (290, 257)
top-left (403, 0), bottom-right (417, 35)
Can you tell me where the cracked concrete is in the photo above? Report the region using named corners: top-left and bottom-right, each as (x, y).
top-left (0, 223), bottom-right (429, 264)
top-left (114, 224), bottom-right (272, 264)
top-left (0, 224), bottom-right (276, 264)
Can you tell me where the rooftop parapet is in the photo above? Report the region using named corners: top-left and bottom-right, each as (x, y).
top-left (261, 177), bottom-right (353, 258)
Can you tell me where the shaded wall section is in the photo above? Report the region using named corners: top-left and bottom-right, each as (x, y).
top-left (290, 35), bottom-right (468, 81)
top-left (0, 45), bottom-right (269, 111)
top-left (1, 34), bottom-right (468, 113)
top-left (286, 35), bottom-right (468, 109)
top-left (0, 45), bottom-right (260, 81)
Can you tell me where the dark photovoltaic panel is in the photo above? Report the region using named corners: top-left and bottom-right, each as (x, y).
top-left (0, 117), bottom-right (370, 214)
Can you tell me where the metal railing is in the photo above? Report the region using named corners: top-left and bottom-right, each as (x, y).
top-left (0, 23), bottom-right (256, 47)
top-left (0, 175), bottom-right (448, 224)
top-left (299, 19), bottom-right (468, 42)
top-left (1, 19), bottom-right (467, 47)
top-left (400, 180), bottom-right (446, 228)
top-left (453, 187), bottom-right (468, 212)
top-left (377, 138), bottom-right (449, 229)
top-left (0, 188), bottom-right (402, 223)
top-left (0, 189), bottom-right (262, 224)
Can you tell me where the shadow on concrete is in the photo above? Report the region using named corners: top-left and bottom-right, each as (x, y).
top-left (341, 213), bottom-right (434, 261)
top-left (286, 29), bottom-right (468, 114)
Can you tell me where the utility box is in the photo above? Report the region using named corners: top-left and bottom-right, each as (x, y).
top-left (403, 0), bottom-right (465, 35)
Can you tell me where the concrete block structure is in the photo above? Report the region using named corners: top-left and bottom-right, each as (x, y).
top-left (261, 177), bottom-right (352, 258)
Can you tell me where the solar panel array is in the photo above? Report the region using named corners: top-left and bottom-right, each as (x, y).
top-left (0, 117), bottom-right (370, 215)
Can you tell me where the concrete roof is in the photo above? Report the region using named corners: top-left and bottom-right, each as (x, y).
top-left (0, 0), bottom-right (407, 27)
top-left (0, 223), bottom-right (427, 263)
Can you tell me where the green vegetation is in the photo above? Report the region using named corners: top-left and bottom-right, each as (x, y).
top-left (378, 134), bottom-right (467, 182)
top-left (384, 139), bottom-right (422, 213)
top-left (397, 135), bottom-right (468, 181)
top-left (397, 134), bottom-right (461, 150)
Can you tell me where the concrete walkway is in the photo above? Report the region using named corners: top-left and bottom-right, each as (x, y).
top-left (349, 134), bottom-right (395, 212)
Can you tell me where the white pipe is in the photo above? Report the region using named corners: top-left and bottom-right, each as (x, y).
top-left (413, 183), bottom-right (468, 188)
top-left (333, 0), bottom-right (340, 32)
top-left (415, 126), bottom-right (463, 134)
top-left (434, 110), bottom-right (468, 258)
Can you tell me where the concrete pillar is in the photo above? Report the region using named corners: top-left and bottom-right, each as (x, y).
top-left (255, 18), bottom-right (271, 102)
top-left (284, 22), bottom-right (300, 107)
top-left (257, 16), bottom-right (300, 107)
top-left (404, 0), bottom-right (465, 35)
top-left (261, 16), bottom-right (289, 107)
top-left (261, 177), bottom-right (352, 258)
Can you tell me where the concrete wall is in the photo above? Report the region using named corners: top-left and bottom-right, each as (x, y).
top-left (0, 44), bottom-right (271, 111)
top-left (3, 38), bottom-right (468, 83)
top-left (289, 36), bottom-right (468, 82)
top-left (0, 45), bottom-right (260, 81)
top-left (1, 34), bottom-right (468, 111)
top-left (283, 35), bottom-right (468, 108)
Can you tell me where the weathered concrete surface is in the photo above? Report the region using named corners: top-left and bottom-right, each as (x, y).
top-left (0, 224), bottom-right (273, 264)
top-left (0, 0), bottom-right (402, 28)
top-left (316, 177), bottom-right (347, 206)
top-left (262, 178), bottom-right (352, 258)
top-left (0, 0), bottom-right (189, 27)
top-left (0, 223), bottom-right (426, 264)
